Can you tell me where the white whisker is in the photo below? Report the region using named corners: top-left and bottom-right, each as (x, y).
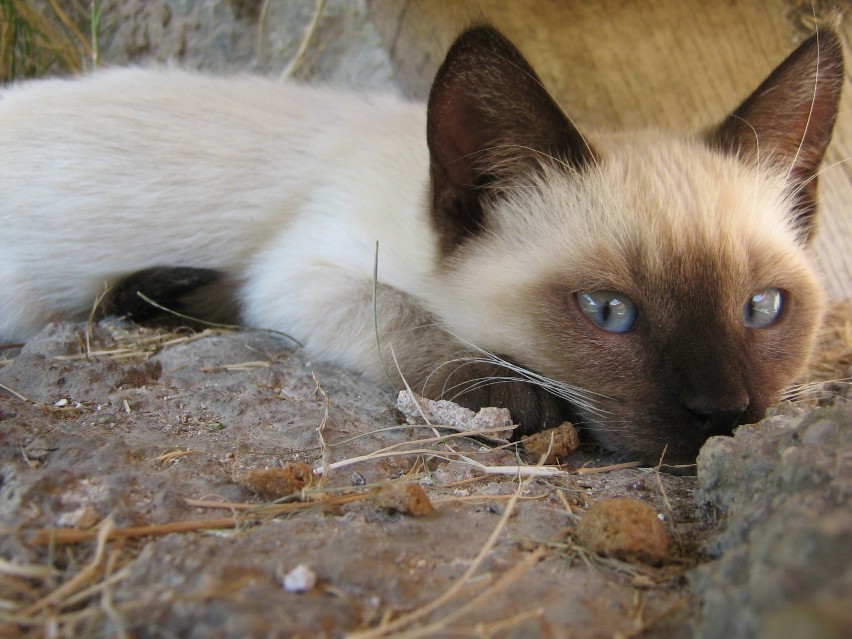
top-left (420, 326), bottom-right (611, 417)
top-left (789, 156), bottom-right (852, 199)
top-left (784, 7), bottom-right (824, 188)
top-left (782, 377), bottom-right (850, 402)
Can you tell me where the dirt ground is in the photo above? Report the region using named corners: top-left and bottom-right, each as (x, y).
top-left (1, 317), bottom-right (849, 638)
top-left (2, 321), bottom-right (710, 638)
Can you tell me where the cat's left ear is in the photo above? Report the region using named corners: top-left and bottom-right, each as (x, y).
top-left (426, 26), bottom-right (596, 253)
top-left (709, 28), bottom-right (844, 241)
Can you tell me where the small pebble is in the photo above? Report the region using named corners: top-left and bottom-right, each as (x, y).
top-left (396, 390), bottom-right (514, 439)
top-left (282, 564), bottom-right (317, 593)
top-left (521, 422), bottom-right (580, 464)
top-left (574, 497), bottom-right (669, 566)
top-left (370, 483), bottom-right (435, 516)
top-left (243, 463), bottom-right (314, 499)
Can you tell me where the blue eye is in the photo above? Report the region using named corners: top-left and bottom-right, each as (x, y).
top-left (577, 291), bottom-right (637, 333)
top-left (743, 288), bottom-right (783, 328)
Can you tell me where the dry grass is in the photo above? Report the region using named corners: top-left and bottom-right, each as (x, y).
top-left (346, 478), bottom-right (546, 639)
top-left (60, 321), bottom-right (236, 363)
top-left (0, 0), bottom-right (98, 83)
top-left (1, 518), bottom-right (133, 638)
top-left (10, 474), bottom-right (537, 638)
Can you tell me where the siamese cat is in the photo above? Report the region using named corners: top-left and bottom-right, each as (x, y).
top-left (0, 26), bottom-right (843, 466)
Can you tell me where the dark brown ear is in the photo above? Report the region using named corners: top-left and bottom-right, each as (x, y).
top-left (709, 28), bottom-right (844, 240)
top-left (427, 25), bottom-right (596, 253)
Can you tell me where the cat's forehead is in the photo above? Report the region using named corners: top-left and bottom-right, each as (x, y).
top-left (487, 135), bottom-right (816, 300)
top-left (590, 135), bottom-right (795, 235)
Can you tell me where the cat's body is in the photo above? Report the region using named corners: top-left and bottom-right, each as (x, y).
top-left (0, 27), bottom-right (843, 466)
top-left (0, 71), bottom-right (434, 373)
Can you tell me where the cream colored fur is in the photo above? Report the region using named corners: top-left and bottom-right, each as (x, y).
top-left (0, 69), bottom-right (436, 373)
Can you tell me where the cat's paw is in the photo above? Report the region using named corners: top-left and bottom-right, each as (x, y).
top-left (425, 361), bottom-right (571, 438)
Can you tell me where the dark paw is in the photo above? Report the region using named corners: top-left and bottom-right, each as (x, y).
top-left (427, 360), bottom-right (571, 438)
top-left (103, 266), bottom-right (237, 325)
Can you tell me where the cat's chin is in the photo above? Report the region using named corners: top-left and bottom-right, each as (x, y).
top-left (567, 384), bottom-right (784, 467)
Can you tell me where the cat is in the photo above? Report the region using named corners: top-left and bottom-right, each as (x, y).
top-left (0, 25), bottom-right (843, 467)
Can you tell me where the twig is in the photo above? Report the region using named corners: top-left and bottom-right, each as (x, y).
top-left (54, 564), bottom-right (132, 611)
top-left (312, 373), bottom-right (332, 487)
top-left (256, 0), bottom-right (271, 58)
top-left (0, 382), bottom-right (30, 403)
top-left (313, 426), bottom-right (522, 475)
top-left (200, 360), bottom-right (271, 372)
top-left (456, 454), bottom-right (573, 479)
top-left (85, 283), bottom-right (110, 359)
top-left (281, 0), bottom-right (327, 79)
top-left (99, 547), bottom-right (127, 638)
top-left (151, 449), bottom-right (196, 464)
top-left (314, 446), bottom-right (491, 475)
top-left (0, 557), bottom-right (57, 578)
top-left (576, 461), bottom-right (642, 474)
top-left (654, 446), bottom-right (674, 515)
top-left (136, 291), bottom-right (302, 346)
top-left (472, 607), bottom-right (546, 637)
top-left (185, 493), bottom-right (368, 515)
top-left (29, 517), bottom-right (238, 547)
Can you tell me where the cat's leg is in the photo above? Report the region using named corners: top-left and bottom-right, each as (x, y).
top-left (240, 264), bottom-right (569, 434)
top-left (420, 360), bottom-right (572, 436)
top-left (239, 262), bottom-right (449, 382)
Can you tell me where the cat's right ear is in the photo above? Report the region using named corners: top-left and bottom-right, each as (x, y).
top-left (426, 26), bottom-right (596, 253)
top-left (709, 28), bottom-right (844, 241)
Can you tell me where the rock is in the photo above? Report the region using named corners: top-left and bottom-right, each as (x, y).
top-left (574, 497), bottom-right (669, 566)
top-left (369, 482), bottom-right (435, 517)
top-left (521, 421), bottom-right (581, 464)
top-left (692, 404), bottom-right (852, 639)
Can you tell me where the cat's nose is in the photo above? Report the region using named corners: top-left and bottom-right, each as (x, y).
top-left (684, 397), bottom-right (748, 437)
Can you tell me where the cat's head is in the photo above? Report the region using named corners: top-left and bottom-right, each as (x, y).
top-left (424, 25), bottom-right (844, 466)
